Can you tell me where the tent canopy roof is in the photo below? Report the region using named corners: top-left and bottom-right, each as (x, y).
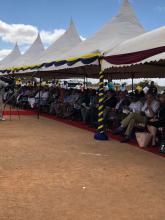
top-left (16, 0), bottom-right (146, 79)
top-left (0, 43), bottom-right (21, 68)
top-left (105, 26), bottom-right (165, 56)
top-left (102, 26), bottom-right (165, 79)
top-left (56, 0), bottom-right (145, 60)
top-left (5, 33), bottom-right (45, 69)
top-left (33, 19), bottom-right (82, 64)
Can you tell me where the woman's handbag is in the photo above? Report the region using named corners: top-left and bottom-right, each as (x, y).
top-left (136, 132), bottom-right (152, 147)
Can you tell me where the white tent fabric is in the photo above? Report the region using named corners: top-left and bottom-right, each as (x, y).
top-left (102, 26), bottom-right (165, 73)
top-left (56, 0), bottom-right (145, 60)
top-left (0, 43), bottom-right (21, 68)
top-left (31, 20), bottom-right (82, 65)
top-left (3, 0), bottom-right (146, 79)
top-left (33, 0), bottom-right (145, 76)
top-left (5, 33), bottom-right (45, 69)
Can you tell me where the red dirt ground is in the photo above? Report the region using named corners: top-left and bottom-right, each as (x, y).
top-left (0, 115), bottom-right (165, 220)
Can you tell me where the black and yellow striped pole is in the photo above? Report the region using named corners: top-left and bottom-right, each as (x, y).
top-left (94, 58), bottom-right (108, 140)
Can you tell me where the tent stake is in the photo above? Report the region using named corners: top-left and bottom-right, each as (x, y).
top-left (94, 58), bottom-right (108, 141)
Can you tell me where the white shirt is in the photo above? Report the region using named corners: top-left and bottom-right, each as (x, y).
top-left (104, 85), bottom-right (109, 91)
top-left (42, 91), bottom-right (49, 99)
top-left (141, 100), bottom-right (160, 118)
top-left (143, 86), bottom-right (149, 94)
top-left (129, 101), bottom-right (143, 113)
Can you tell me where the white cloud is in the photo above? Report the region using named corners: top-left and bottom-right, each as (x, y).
top-left (0, 20), bottom-right (38, 45)
top-left (40, 29), bottom-right (65, 45)
top-left (0, 49), bottom-right (11, 60)
top-left (80, 36), bottom-right (86, 41)
top-left (0, 20), bottom-right (67, 46)
top-left (0, 19), bottom-right (85, 48)
top-left (0, 19), bottom-right (84, 59)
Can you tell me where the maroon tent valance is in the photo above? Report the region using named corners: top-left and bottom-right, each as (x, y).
top-left (103, 45), bottom-right (165, 65)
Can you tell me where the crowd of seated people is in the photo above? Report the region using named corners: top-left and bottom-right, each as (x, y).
top-left (3, 80), bottom-right (165, 147)
top-left (113, 82), bottom-right (165, 145)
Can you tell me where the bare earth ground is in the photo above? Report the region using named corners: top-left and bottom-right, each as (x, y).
top-left (0, 115), bottom-right (164, 220)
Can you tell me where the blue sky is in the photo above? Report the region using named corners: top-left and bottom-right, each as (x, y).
top-left (0, 0), bottom-right (165, 59)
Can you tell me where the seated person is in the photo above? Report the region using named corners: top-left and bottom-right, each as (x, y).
top-left (28, 87), bottom-right (38, 109)
top-left (49, 88), bottom-right (60, 114)
top-left (41, 87), bottom-right (49, 105)
top-left (124, 94), bottom-right (143, 114)
top-left (17, 86), bottom-right (30, 106)
top-left (34, 87), bottom-right (49, 107)
top-left (64, 90), bottom-right (85, 120)
top-left (147, 94), bottom-right (165, 145)
top-left (103, 89), bottom-right (118, 125)
top-left (86, 90), bottom-right (98, 126)
top-left (115, 91), bottom-right (130, 113)
top-left (80, 90), bottom-right (90, 122)
top-left (115, 93), bottom-right (160, 143)
top-left (79, 89), bottom-right (97, 124)
top-left (54, 89), bottom-right (67, 117)
top-left (62, 89), bottom-right (80, 117)
top-left (109, 91), bottom-right (130, 128)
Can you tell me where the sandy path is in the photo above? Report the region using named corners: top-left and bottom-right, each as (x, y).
top-left (0, 116), bottom-right (164, 220)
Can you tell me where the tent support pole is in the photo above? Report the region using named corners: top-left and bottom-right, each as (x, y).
top-left (84, 75), bottom-right (86, 84)
top-left (131, 74), bottom-right (134, 93)
top-left (83, 67), bottom-right (87, 87)
top-left (94, 58), bottom-right (108, 141)
top-left (37, 76), bottom-right (41, 120)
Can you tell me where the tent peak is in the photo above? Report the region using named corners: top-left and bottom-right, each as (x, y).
top-left (0, 42), bottom-right (21, 68)
top-left (35, 32), bottom-right (42, 42)
top-left (70, 18), bottom-right (74, 26)
top-left (23, 32), bottom-right (44, 56)
top-left (57, 0), bottom-right (145, 59)
top-left (67, 19), bottom-right (78, 34)
top-left (13, 42), bottom-right (20, 52)
top-left (28, 32), bottom-right (44, 51)
top-left (64, 19), bottom-right (81, 42)
top-left (26, 18), bottom-right (82, 65)
top-left (115, 0), bottom-right (144, 31)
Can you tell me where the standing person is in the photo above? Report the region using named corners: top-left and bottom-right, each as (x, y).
top-left (120, 83), bottom-right (126, 92)
top-left (61, 81), bottom-right (68, 90)
top-left (143, 82), bottom-right (149, 95)
top-left (0, 80), bottom-right (8, 120)
top-left (148, 81), bottom-right (158, 96)
top-left (108, 81), bottom-right (115, 91)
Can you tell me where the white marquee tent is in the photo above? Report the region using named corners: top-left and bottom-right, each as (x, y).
top-left (102, 26), bottom-right (165, 79)
top-left (30, 0), bottom-right (146, 78)
top-left (0, 43), bottom-right (21, 68)
top-left (56, 0), bottom-right (145, 60)
top-left (2, 0), bottom-right (146, 79)
top-left (32, 20), bottom-right (82, 65)
top-left (4, 33), bottom-right (45, 69)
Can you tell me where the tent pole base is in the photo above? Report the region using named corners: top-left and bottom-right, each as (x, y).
top-left (94, 132), bottom-right (108, 141)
